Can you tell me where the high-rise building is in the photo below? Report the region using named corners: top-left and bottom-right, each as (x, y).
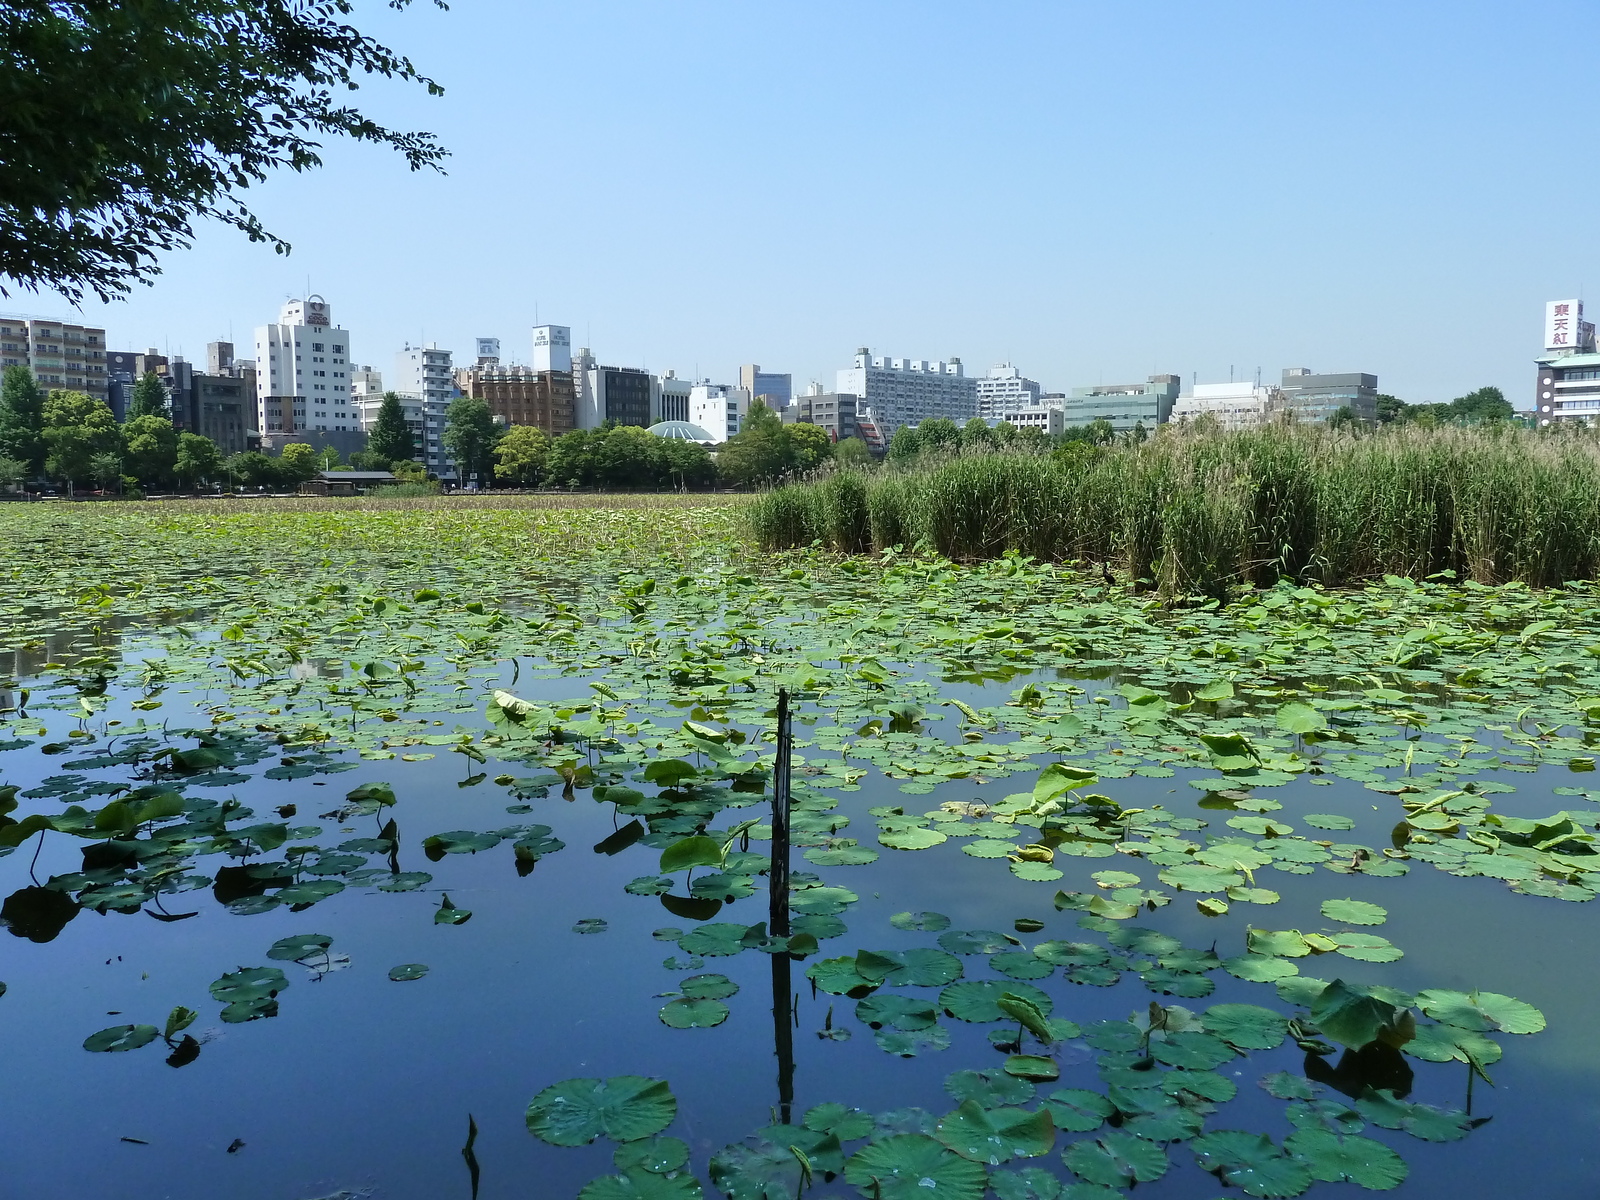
top-left (784, 383), bottom-right (861, 443)
top-left (834, 348), bottom-right (976, 439)
top-left (253, 296), bottom-right (354, 435)
top-left (689, 384), bottom-right (749, 443)
top-left (355, 391), bottom-right (450, 476)
top-left (0, 316), bottom-right (109, 404)
top-left (739, 364), bottom-right (792, 408)
top-left (655, 371), bottom-right (693, 424)
top-left (1060, 375), bottom-right (1181, 433)
top-left (1533, 298), bottom-right (1600, 426)
top-left (1277, 368), bottom-right (1378, 424)
top-left (975, 363), bottom-right (1042, 419)
top-left (394, 343), bottom-right (455, 412)
top-left (457, 363), bottom-right (576, 436)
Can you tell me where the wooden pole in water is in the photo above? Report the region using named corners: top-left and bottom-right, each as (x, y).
top-left (770, 686), bottom-right (795, 1124)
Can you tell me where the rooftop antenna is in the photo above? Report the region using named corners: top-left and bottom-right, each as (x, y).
top-left (1230, 364), bottom-right (1234, 383)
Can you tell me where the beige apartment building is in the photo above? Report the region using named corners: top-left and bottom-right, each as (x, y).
top-left (0, 316), bottom-right (110, 404)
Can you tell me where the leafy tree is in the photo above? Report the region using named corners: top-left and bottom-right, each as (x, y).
top-left (544, 429), bottom-right (596, 489)
top-left (88, 451), bottom-right (123, 492)
top-left (441, 397), bottom-right (500, 484)
top-left (594, 425), bottom-right (656, 488)
top-left (655, 437), bottom-right (715, 489)
top-left (0, 455), bottom-right (25, 488)
top-left (917, 417), bottom-right (962, 455)
top-left (1, 0), bottom-right (447, 302)
top-left (367, 392), bottom-right (415, 463)
top-left (493, 424), bottom-right (550, 486)
top-left (1329, 405), bottom-right (1357, 431)
top-left (1375, 394), bottom-right (1407, 424)
top-left (175, 432), bottom-right (222, 488)
top-left (0, 364), bottom-right (44, 473)
top-left (990, 421), bottom-right (1018, 448)
top-left (886, 424), bottom-right (921, 462)
top-left (834, 436), bottom-right (871, 466)
top-left (223, 451), bottom-right (279, 490)
top-left (315, 444), bottom-right (342, 470)
top-left (1130, 420), bottom-right (1148, 444)
top-left (390, 458), bottom-right (427, 482)
top-left (347, 449), bottom-right (391, 471)
top-left (788, 422), bottom-right (833, 472)
top-left (123, 414), bottom-right (178, 487)
top-left (1449, 386), bottom-right (1513, 423)
top-left (717, 399), bottom-right (791, 485)
top-left (960, 417), bottom-right (993, 451)
top-left (127, 371), bottom-right (168, 419)
top-left (41, 389), bottom-right (120, 493)
top-left (277, 442), bottom-right (318, 484)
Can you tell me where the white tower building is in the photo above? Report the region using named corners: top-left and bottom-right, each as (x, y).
top-left (253, 295), bottom-right (353, 434)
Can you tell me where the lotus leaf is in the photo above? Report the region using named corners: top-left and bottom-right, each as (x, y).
top-left (1038, 1088), bottom-right (1114, 1133)
top-left (880, 826), bottom-right (947, 851)
top-left (945, 1068), bottom-right (1035, 1108)
top-left (209, 965), bottom-right (287, 1004)
top-left (1259, 1072), bottom-right (1317, 1100)
top-left (423, 830), bottom-right (501, 856)
top-left (806, 956), bottom-right (879, 996)
top-left (659, 998), bottom-right (728, 1029)
top-left (1414, 989), bottom-right (1545, 1034)
top-left (1246, 929), bottom-right (1312, 957)
top-left (676, 924), bottom-right (751, 957)
top-left (83, 1023), bottom-right (158, 1052)
top-left (989, 1165), bottom-right (1064, 1200)
top-left (1190, 1130), bottom-right (1313, 1198)
top-left (990, 951), bottom-right (1055, 980)
top-left (941, 980), bottom-right (1052, 1023)
top-left (1151, 1030), bottom-right (1235, 1070)
top-left (803, 1103), bottom-right (873, 1141)
top-left (526, 1076), bottom-right (678, 1146)
top-left (1200, 1003), bottom-right (1289, 1050)
top-left (965, 839), bottom-right (1018, 858)
top-left (875, 1026), bottom-right (952, 1056)
top-left (1034, 941), bottom-right (1109, 967)
top-left (1003, 1055), bottom-right (1059, 1081)
top-left (613, 1136), bottom-right (691, 1174)
top-left (1332, 932), bottom-right (1402, 962)
top-left (1303, 814), bottom-right (1355, 831)
top-left (266, 933), bottom-right (333, 961)
top-left (1405, 1023), bottom-right (1503, 1066)
top-left (804, 845), bottom-right (878, 865)
top-left (436, 894), bottom-right (472, 925)
top-left (577, 1168), bottom-right (703, 1200)
top-left (1159, 863), bottom-right (1244, 892)
top-left (659, 836), bottom-right (722, 873)
top-left (844, 1133), bottom-right (988, 1199)
top-left (277, 880), bottom-right (344, 905)
top-left (937, 929), bottom-right (1013, 955)
top-left (1310, 980), bottom-right (1409, 1051)
top-left (936, 1100), bottom-right (1055, 1164)
top-left (856, 994), bottom-right (939, 1031)
top-left (890, 909), bottom-right (951, 931)
top-left (388, 963), bottom-right (429, 981)
top-left (1063, 1129), bottom-right (1169, 1187)
top-left (1285, 1129), bottom-right (1407, 1189)
top-left (789, 886), bottom-right (857, 915)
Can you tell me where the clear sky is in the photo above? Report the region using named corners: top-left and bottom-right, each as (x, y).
top-left (13, 0), bottom-right (1597, 405)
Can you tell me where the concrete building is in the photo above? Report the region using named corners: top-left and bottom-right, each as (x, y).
top-left (1171, 381), bottom-right (1278, 430)
top-left (192, 372), bottom-right (253, 455)
top-left (0, 316), bottom-right (109, 405)
top-left (835, 348), bottom-right (976, 439)
top-left (355, 391), bottom-right (451, 478)
top-left (739, 364), bottom-right (792, 408)
top-left (350, 365), bottom-right (384, 402)
top-left (689, 383), bottom-right (748, 444)
top-left (1533, 298), bottom-right (1600, 426)
top-left (393, 343), bottom-right (455, 415)
top-left (1005, 407), bottom-right (1065, 437)
top-left (975, 363), bottom-right (1043, 419)
top-left (1061, 375), bottom-right (1181, 433)
top-left (572, 346), bottom-right (653, 429)
top-left (254, 296), bottom-right (353, 435)
top-left (532, 325), bottom-right (571, 374)
top-left (783, 384), bottom-right (861, 442)
top-left (456, 363), bottom-right (576, 436)
top-left (655, 371), bottom-right (693, 424)
top-left (1277, 368), bottom-right (1378, 423)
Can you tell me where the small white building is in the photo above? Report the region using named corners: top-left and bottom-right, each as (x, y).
top-left (254, 296), bottom-right (353, 434)
top-left (689, 383), bottom-right (749, 444)
top-left (1171, 382), bottom-right (1278, 431)
top-left (1002, 407), bottom-right (1064, 436)
top-left (350, 365), bottom-right (384, 401)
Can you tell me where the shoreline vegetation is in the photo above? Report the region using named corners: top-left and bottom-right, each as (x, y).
top-left (751, 425), bottom-right (1600, 595)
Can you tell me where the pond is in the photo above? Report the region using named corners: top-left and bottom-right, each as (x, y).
top-left (1, 500), bottom-right (1597, 1200)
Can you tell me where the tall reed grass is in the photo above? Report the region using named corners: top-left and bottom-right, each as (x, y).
top-left (749, 426), bottom-right (1600, 593)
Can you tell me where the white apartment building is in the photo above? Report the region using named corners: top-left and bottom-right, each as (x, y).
top-left (689, 383), bottom-right (749, 444)
top-left (254, 296), bottom-right (353, 434)
top-left (976, 362), bottom-right (1043, 419)
top-left (393, 343), bottom-right (455, 412)
top-left (350, 365), bottom-right (384, 401)
top-left (0, 316), bottom-right (109, 403)
top-left (835, 348), bottom-right (977, 439)
top-left (354, 391), bottom-right (454, 479)
top-left (1004, 407), bottom-right (1065, 436)
top-left (1171, 382), bottom-right (1278, 431)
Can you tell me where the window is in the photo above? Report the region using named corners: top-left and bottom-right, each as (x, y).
top-left (312, 342), bottom-right (324, 352)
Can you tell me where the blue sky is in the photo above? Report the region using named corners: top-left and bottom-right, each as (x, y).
top-left (17, 0), bottom-right (1597, 404)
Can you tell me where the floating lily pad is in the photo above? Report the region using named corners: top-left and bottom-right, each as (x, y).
top-left (659, 997), bottom-right (729, 1029)
top-left (526, 1076), bottom-right (678, 1146)
top-left (1415, 988), bottom-right (1545, 1034)
top-left (874, 1026), bottom-right (952, 1057)
top-left (1285, 1129), bottom-right (1408, 1189)
top-left (1203, 1004), bottom-right (1289, 1050)
top-left (1038, 1088), bottom-right (1114, 1133)
top-left (938, 929), bottom-right (1013, 955)
top-left (83, 1023), bottom-right (158, 1052)
top-left (941, 980), bottom-right (1052, 1023)
top-left (266, 933), bottom-right (333, 961)
top-left (804, 1103), bottom-right (874, 1141)
top-left (936, 1099), bottom-right (1055, 1163)
top-left (1063, 1129), bottom-right (1168, 1187)
top-left (857, 994), bottom-right (939, 1031)
top-left (1320, 898), bottom-right (1388, 926)
top-left (945, 1069), bottom-right (1035, 1108)
top-left (891, 910), bottom-right (951, 932)
top-left (844, 1133), bottom-right (987, 1199)
top-left (389, 963), bottom-right (429, 981)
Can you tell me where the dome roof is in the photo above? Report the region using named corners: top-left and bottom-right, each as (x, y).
top-left (646, 420), bottom-right (716, 442)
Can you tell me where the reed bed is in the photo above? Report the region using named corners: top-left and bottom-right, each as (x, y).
top-left (749, 425), bottom-right (1600, 593)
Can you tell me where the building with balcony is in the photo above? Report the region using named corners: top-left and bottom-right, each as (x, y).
top-left (456, 363), bottom-right (576, 436)
top-left (1533, 298), bottom-right (1600, 426)
top-left (975, 363), bottom-right (1043, 419)
top-left (0, 316), bottom-right (109, 404)
top-left (834, 348), bottom-right (977, 439)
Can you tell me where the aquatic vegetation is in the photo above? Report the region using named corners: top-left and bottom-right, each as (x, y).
top-left (0, 500), bottom-right (1591, 1196)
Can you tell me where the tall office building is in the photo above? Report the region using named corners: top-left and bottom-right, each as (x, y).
top-left (393, 343), bottom-right (455, 412)
top-left (975, 363), bottom-right (1042, 419)
top-left (655, 371), bottom-right (693, 423)
top-left (739, 364), bottom-right (792, 408)
top-left (457, 363), bottom-right (576, 436)
top-left (572, 345), bottom-right (653, 429)
top-left (0, 316), bottom-right (109, 404)
top-left (834, 348), bottom-right (976, 439)
top-left (253, 296), bottom-right (354, 435)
